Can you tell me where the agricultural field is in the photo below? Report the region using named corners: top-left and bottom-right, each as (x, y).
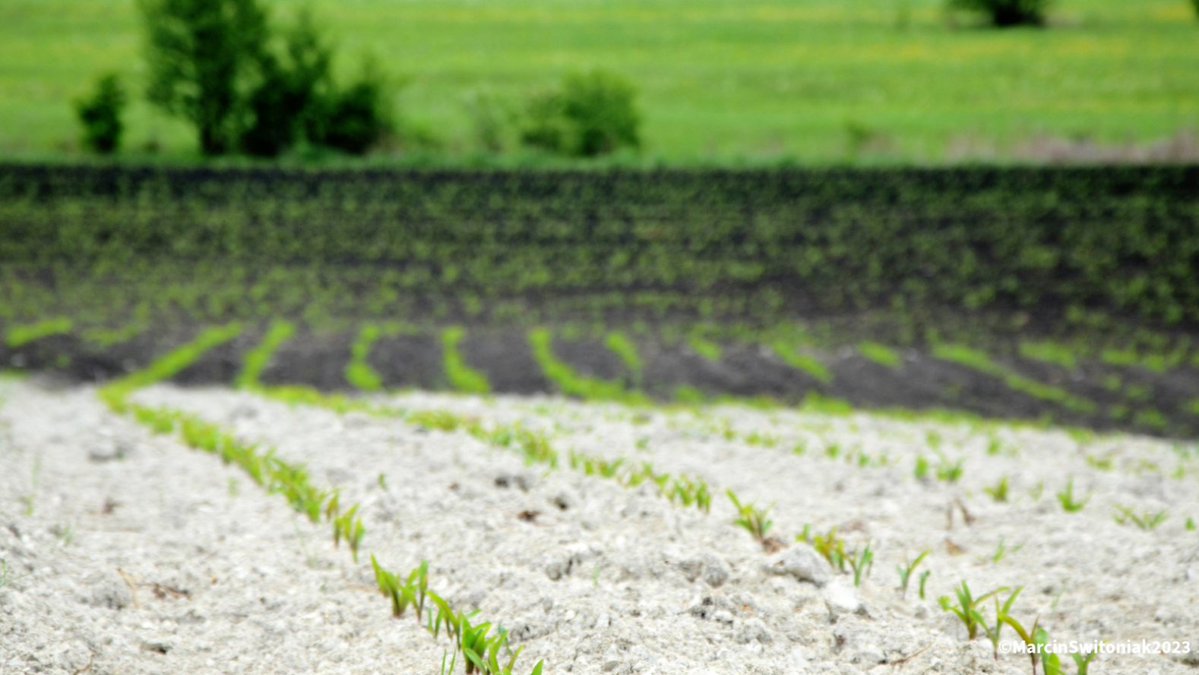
top-left (3, 164), bottom-right (1199, 438)
top-left (2, 329), bottom-right (1197, 673)
top-left (2, 0), bottom-right (1198, 163)
top-left (3, 0), bottom-right (1199, 671)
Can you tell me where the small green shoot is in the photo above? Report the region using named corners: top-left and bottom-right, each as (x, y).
top-left (443, 327), bottom-right (492, 394)
top-left (799, 525), bottom-right (847, 572)
top-left (918, 570), bottom-right (931, 600)
top-left (858, 341), bottom-right (902, 369)
top-left (688, 334), bottom-right (723, 362)
top-left (1056, 479), bottom-right (1090, 513)
top-left (6, 317), bottom-right (73, 348)
top-left (990, 537), bottom-right (1022, 564)
top-left (604, 331), bottom-right (642, 386)
top-left (984, 587), bottom-right (1023, 659)
top-left (727, 489), bottom-right (773, 546)
top-left (236, 320), bottom-right (295, 389)
top-left (940, 581), bottom-right (1005, 640)
top-left (897, 550), bottom-right (930, 599)
top-left (771, 341), bottom-right (832, 383)
top-left (848, 543), bottom-right (874, 587)
top-left (1113, 506), bottom-right (1167, 531)
top-left (984, 476), bottom-right (1010, 503)
top-left (936, 456), bottom-right (964, 483)
top-left (915, 456), bottom-right (931, 481)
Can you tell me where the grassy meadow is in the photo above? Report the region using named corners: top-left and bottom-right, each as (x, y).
top-left (1, 0), bottom-right (1197, 163)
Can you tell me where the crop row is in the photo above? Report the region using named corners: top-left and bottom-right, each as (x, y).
top-left (98, 325), bottom-right (543, 675)
top-left (2, 164), bottom-right (1198, 327)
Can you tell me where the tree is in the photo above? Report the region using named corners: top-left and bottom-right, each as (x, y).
top-left (240, 9), bottom-right (335, 156)
top-left (139, 0), bottom-right (270, 155)
top-left (75, 73), bottom-right (126, 154)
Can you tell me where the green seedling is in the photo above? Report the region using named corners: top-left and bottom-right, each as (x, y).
top-left (825, 443), bottom-right (841, 459)
top-left (897, 550), bottom-right (930, 599)
top-left (858, 341), bottom-right (902, 369)
top-left (918, 570), bottom-right (931, 600)
top-left (771, 341), bottom-right (832, 383)
top-left (799, 525), bottom-right (848, 572)
top-left (5, 317), bottom-right (73, 348)
top-left (792, 441), bottom-right (807, 456)
top-left (983, 587), bottom-right (1023, 660)
top-left (1035, 627), bottom-right (1064, 675)
top-left (915, 456), bottom-right (931, 481)
top-left (529, 327), bottom-right (646, 404)
top-left (688, 334), bottom-right (723, 362)
top-left (984, 476), bottom-right (1010, 503)
top-left (1187, 517), bottom-right (1196, 531)
top-left (936, 456), bottom-right (964, 483)
top-left (346, 325), bottom-right (386, 392)
top-left (1085, 454), bottom-right (1114, 472)
top-left (1113, 506), bottom-right (1167, 531)
top-left (939, 581), bottom-right (1005, 640)
top-left (849, 543), bottom-right (874, 587)
top-left (727, 490), bottom-right (773, 545)
top-left (1071, 648), bottom-right (1098, 675)
top-left (604, 331), bottom-right (642, 386)
top-left (333, 504), bottom-right (365, 562)
top-left (1056, 479), bottom-right (1090, 513)
top-left (441, 649), bottom-right (458, 675)
top-left (986, 436), bottom-right (1003, 456)
top-left (443, 326), bottom-right (492, 394)
top-left (236, 320), bottom-right (295, 389)
top-left (990, 537), bottom-right (1022, 564)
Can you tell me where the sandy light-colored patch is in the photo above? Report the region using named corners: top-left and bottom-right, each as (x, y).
top-left (3, 378), bottom-right (1198, 673)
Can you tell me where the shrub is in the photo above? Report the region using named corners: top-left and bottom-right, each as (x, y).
top-left (521, 69), bottom-right (641, 157)
top-left (139, 0), bottom-right (270, 155)
top-left (75, 74), bottom-right (127, 154)
top-left (318, 57), bottom-right (394, 155)
top-left (240, 10), bottom-right (334, 157)
top-left (947, 0), bottom-right (1050, 27)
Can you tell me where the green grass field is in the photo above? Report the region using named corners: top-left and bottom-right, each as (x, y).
top-left (2, 0), bottom-right (1197, 163)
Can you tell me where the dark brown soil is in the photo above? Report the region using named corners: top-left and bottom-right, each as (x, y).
top-left (4, 327), bottom-right (1196, 440)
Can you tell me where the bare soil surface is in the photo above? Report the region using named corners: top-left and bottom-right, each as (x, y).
top-left (3, 377), bottom-right (1197, 673)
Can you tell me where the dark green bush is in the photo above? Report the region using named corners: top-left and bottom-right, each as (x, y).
top-left (317, 59), bottom-right (394, 155)
top-left (948, 0), bottom-right (1050, 26)
top-left (521, 70), bottom-right (641, 157)
top-left (240, 10), bottom-right (335, 157)
top-left (139, 0), bottom-right (270, 155)
top-left (75, 74), bottom-right (126, 154)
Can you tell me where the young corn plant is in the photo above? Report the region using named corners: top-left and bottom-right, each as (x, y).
top-left (1113, 506), bottom-right (1167, 531)
top-left (799, 525), bottom-right (848, 572)
top-left (1056, 479), bottom-right (1090, 513)
top-left (984, 476), bottom-right (1010, 503)
top-left (939, 581), bottom-right (1005, 640)
top-left (936, 455), bottom-right (964, 483)
top-left (983, 587), bottom-right (1023, 659)
top-left (897, 550), bottom-right (931, 598)
top-left (848, 543), bottom-right (874, 587)
top-left (333, 504), bottom-right (365, 562)
top-left (727, 490), bottom-right (774, 548)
